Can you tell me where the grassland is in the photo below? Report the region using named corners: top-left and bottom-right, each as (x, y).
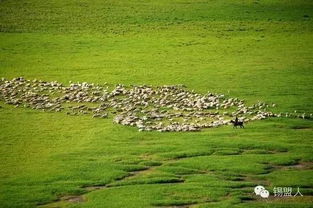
top-left (0, 0), bottom-right (313, 207)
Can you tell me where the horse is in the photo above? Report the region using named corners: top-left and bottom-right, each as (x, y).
top-left (230, 118), bottom-right (244, 128)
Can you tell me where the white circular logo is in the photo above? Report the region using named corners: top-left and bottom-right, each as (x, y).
top-left (254, 185), bottom-right (265, 195)
top-left (260, 189), bottom-right (270, 198)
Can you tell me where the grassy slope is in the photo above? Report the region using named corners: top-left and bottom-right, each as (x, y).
top-left (0, 0), bottom-right (312, 207)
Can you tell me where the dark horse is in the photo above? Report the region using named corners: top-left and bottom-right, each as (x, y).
top-left (230, 117), bottom-right (244, 128)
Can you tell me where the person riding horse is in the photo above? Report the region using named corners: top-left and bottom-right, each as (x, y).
top-left (230, 117), bottom-right (244, 128)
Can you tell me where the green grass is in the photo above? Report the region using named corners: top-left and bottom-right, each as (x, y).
top-left (1, 0), bottom-right (313, 207)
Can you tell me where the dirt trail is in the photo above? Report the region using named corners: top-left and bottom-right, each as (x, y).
top-left (38, 163), bottom-right (168, 207)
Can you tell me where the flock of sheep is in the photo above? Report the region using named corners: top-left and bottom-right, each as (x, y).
top-left (0, 77), bottom-right (310, 132)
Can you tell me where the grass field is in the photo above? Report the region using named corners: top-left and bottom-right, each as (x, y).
top-left (0, 0), bottom-right (313, 207)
